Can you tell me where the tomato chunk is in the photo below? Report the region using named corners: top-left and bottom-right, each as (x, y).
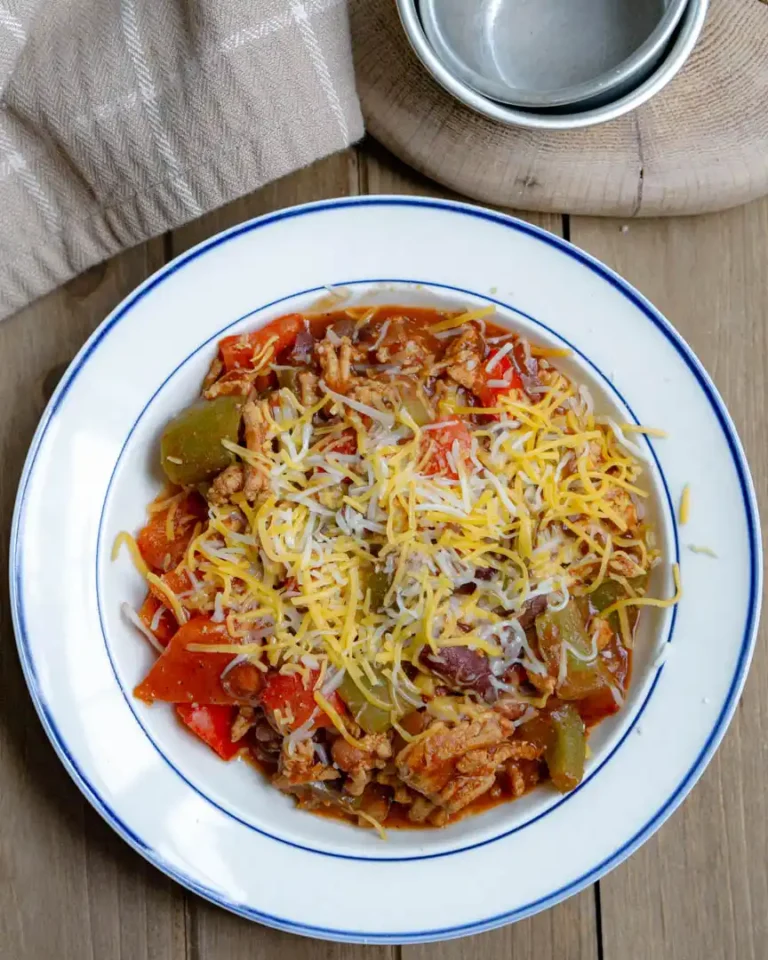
top-left (134, 617), bottom-right (237, 705)
top-left (260, 670), bottom-right (343, 732)
top-left (176, 704), bottom-right (240, 760)
top-left (475, 349), bottom-right (524, 407)
top-left (422, 418), bottom-right (473, 478)
top-left (136, 492), bottom-right (206, 573)
top-left (219, 314), bottom-right (304, 372)
top-left (138, 593), bottom-right (177, 646)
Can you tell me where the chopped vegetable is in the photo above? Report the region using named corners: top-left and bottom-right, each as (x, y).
top-left (134, 617), bottom-right (238, 704)
top-left (366, 570), bottom-right (391, 612)
top-left (546, 704), bottom-right (586, 792)
top-left (476, 348), bottom-right (523, 406)
top-left (585, 575), bottom-right (646, 632)
top-left (260, 670), bottom-right (342, 732)
top-left (535, 601), bottom-right (610, 700)
top-left (138, 593), bottom-right (176, 645)
top-left (176, 704), bottom-right (240, 760)
top-left (276, 367), bottom-right (301, 393)
top-left (422, 418), bottom-right (473, 478)
top-left (160, 396), bottom-right (243, 486)
top-left (136, 492), bottom-right (206, 572)
top-left (219, 314), bottom-right (303, 372)
top-left (337, 671), bottom-right (393, 734)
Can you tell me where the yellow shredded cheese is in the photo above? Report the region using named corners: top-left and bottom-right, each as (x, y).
top-left (121, 310), bottom-right (676, 788)
top-left (429, 306), bottom-right (494, 333)
top-left (112, 531), bottom-right (149, 579)
top-left (601, 564), bottom-right (682, 619)
top-left (679, 484), bottom-right (691, 525)
top-left (146, 571), bottom-right (189, 625)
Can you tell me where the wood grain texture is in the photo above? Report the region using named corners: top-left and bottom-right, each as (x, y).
top-left (360, 137), bottom-right (562, 237)
top-left (570, 201), bottom-right (768, 960)
top-left (351, 0), bottom-right (768, 217)
top-left (403, 893), bottom-right (599, 960)
top-left (0, 240), bottom-right (189, 960)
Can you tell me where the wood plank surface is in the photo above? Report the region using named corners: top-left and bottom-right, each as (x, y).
top-left (0, 140), bottom-right (765, 960)
top-left (570, 202), bottom-right (768, 960)
top-left (0, 241), bottom-right (189, 960)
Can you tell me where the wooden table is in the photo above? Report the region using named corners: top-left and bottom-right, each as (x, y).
top-left (1, 140), bottom-right (766, 960)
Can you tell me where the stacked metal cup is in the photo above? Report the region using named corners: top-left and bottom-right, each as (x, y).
top-left (396, 0), bottom-right (708, 129)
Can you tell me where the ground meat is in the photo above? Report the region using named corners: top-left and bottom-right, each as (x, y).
top-left (527, 670), bottom-right (556, 696)
top-left (203, 369), bottom-right (258, 399)
top-left (609, 550), bottom-right (644, 578)
top-left (604, 487), bottom-right (639, 534)
top-left (444, 325), bottom-right (485, 393)
top-left (316, 335), bottom-right (356, 392)
top-left (347, 378), bottom-right (397, 409)
top-left (242, 398), bottom-right (271, 500)
top-left (504, 756), bottom-right (541, 798)
top-left (332, 733), bottom-right (393, 797)
top-left (274, 738), bottom-right (340, 787)
top-left (375, 316), bottom-right (437, 369)
top-left (396, 714), bottom-right (522, 815)
top-left (298, 370), bottom-right (320, 406)
top-left (231, 706), bottom-right (257, 742)
top-left (202, 356), bottom-right (224, 392)
top-left (208, 463), bottom-right (244, 505)
top-left (408, 795), bottom-right (437, 823)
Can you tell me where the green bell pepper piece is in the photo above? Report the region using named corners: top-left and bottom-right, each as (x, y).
top-left (546, 703), bottom-right (586, 792)
top-left (337, 671), bottom-right (394, 735)
top-left (535, 601), bottom-right (608, 700)
top-left (160, 396), bottom-right (243, 486)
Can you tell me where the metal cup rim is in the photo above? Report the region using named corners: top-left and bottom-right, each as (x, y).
top-left (418, 0), bottom-right (691, 109)
top-left (396, 0), bottom-right (709, 130)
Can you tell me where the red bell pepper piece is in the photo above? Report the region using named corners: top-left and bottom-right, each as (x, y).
top-left (219, 314), bottom-right (304, 372)
top-left (137, 566), bottom-right (197, 646)
top-left (136, 492), bottom-right (206, 573)
top-left (134, 616), bottom-right (237, 705)
top-left (138, 593), bottom-right (177, 646)
top-left (422, 418), bottom-right (473, 479)
top-left (475, 348), bottom-right (524, 408)
top-left (260, 670), bottom-right (343, 732)
top-left (175, 704), bottom-right (240, 760)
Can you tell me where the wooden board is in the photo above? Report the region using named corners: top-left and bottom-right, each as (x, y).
top-left (0, 142), bottom-right (765, 959)
top-left (350, 0), bottom-right (768, 217)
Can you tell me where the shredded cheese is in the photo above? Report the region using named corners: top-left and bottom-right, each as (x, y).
top-left (112, 531), bottom-right (149, 579)
top-left (679, 484), bottom-right (691, 525)
top-left (687, 543), bottom-right (717, 558)
top-left (120, 312), bottom-right (676, 780)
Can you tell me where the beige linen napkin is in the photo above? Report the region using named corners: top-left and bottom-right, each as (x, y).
top-left (0, 0), bottom-right (363, 320)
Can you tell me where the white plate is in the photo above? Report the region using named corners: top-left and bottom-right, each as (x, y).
top-left (10, 197), bottom-right (761, 944)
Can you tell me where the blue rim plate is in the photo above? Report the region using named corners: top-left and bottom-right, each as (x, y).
top-left (10, 197), bottom-right (761, 943)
